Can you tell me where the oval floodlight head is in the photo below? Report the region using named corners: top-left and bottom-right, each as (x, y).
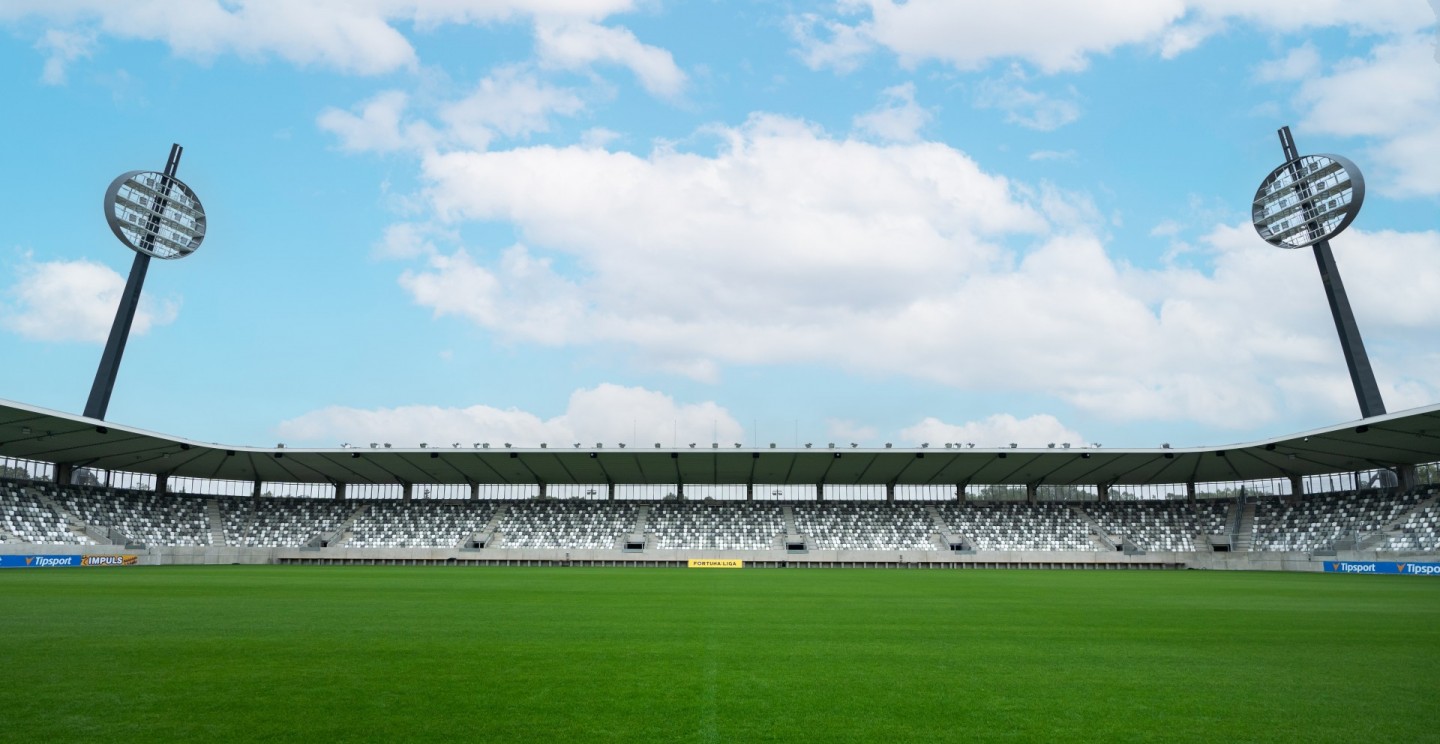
top-left (104, 170), bottom-right (207, 259)
top-left (1252, 153), bottom-right (1363, 249)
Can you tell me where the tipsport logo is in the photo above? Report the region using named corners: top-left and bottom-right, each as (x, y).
top-left (1325, 561), bottom-right (1440, 575)
top-left (27, 556), bottom-right (77, 568)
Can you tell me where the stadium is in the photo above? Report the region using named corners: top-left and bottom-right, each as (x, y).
top-left (3, 396), bottom-right (1440, 571)
top-left (5, 5), bottom-right (1440, 741)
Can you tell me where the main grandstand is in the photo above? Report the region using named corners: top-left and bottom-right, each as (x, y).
top-left (3, 396), bottom-right (1438, 569)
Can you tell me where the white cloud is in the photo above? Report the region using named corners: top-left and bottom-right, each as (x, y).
top-left (1028, 149), bottom-right (1077, 163)
top-left (439, 66), bottom-right (586, 149)
top-left (407, 113), bottom-right (1045, 368)
top-left (1157, 19), bottom-right (1220, 60)
top-left (400, 245), bottom-right (584, 346)
top-left (390, 113), bottom-right (1440, 429)
top-left (1, 257), bottom-right (178, 343)
top-left (793, 0), bottom-right (1433, 74)
top-left (790, 11), bottom-right (875, 73)
top-left (1434, 0), bottom-right (1440, 62)
top-left (535, 19), bottom-right (686, 97)
top-left (580, 126), bottom-right (621, 149)
top-left (798, 0), bottom-right (1190, 74)
top-left (1150, 220), bottom-right (1182, 238)
top-left (35, 28), bottom-right (95, 85)
top-left (2, 0), bottom-right (642, 75)
top-left (319, 70), bottom-right (585, 154)
top-left (1185, 0), bottom-right (1433, 36)
top-left (974, 69), bottom-right (1081, 130)
top-left (317, 90), bottom-right (440, 154)
top-left (275, 383), bottom-right (743, 447)
top-left (900, 414), bottom-right (1085, 448)
top-left (852, 82), bottom-right (931, 142)
top-left (1294, 34), bottom-right (1440, 196)
top-left (374, 222), bottom-right (457, 259)
top-left (1254, 42), bottom-right (1321, 83)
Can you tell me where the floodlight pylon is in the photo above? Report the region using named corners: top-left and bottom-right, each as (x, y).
top-left (1253, 127), bottom-right (1384, 419)
top-left (85, 144), bottom-right (207, 420)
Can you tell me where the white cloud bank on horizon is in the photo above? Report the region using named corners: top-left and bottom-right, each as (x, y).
top-left (901, 413), bottom-right (1086, 449)
top-left (278, 383), bottom-right (742, 448)
top-left (276, 383), bottom-right (1086, 449)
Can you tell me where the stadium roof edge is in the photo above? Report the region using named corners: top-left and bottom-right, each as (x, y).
top-left (1, 397), bottom-right (1437, 487)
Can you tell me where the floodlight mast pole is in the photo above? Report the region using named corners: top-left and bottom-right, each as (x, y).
top-left (84, 144), bottom-right (182, 421)
top-left (1278, 126), bottom-right (1385, 418)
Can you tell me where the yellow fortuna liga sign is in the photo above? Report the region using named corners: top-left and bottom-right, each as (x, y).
top-left (688, 559), bottom-right (743, 568)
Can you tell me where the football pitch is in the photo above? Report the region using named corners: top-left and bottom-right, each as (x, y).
top-left (2, 566), bottom-right (1437, 743)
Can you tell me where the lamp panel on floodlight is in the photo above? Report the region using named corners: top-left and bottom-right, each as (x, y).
top-left (1251, 154), bottom-right (1363, 249)
top-left (104, 170), bottom-right (207, 260)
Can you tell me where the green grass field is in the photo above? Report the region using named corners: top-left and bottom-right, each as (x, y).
top-left (2, 567), bottom-right (1438, 743)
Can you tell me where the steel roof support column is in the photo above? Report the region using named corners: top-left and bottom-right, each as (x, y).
top-left (1098, 483), bottom-right (1110, 502)
top-left (1396, 465), bottom-right (1416, 492)
top-left (1026, 483), bottom-right (1037, 503)
top-left (155, 473), bottom-right (168, 496)
top-left (1289, 475), bottom-right (1304, 497)
top-left (1186, 481), bottom-right (1196, 504)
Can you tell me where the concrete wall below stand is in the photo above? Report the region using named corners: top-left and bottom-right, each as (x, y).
top-left (3, 544), bottom-right (1438, 569)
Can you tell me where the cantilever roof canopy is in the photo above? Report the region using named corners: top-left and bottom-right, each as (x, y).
top-left (2, 397), bottom-right (1439, 488)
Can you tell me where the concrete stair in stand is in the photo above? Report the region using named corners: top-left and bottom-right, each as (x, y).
top-left (205, 499), bottom-right (226, 546)
top-left (1070, 505), bottom-right (1118, 550)
top-left (465, 504), bottom-right (509, 548)
top-left (1229, 502), bottom-right (1255, 552)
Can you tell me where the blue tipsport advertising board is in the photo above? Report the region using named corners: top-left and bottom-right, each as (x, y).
top-left (0, 555), bottom-right (82, 568)
top-left (1323, 561), bottom-right (1440, 576)
top-left (0, 555), bottom-right (139, 568)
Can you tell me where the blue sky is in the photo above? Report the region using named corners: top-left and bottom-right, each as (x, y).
top-left (1, 1), bottom-right (1438, 452)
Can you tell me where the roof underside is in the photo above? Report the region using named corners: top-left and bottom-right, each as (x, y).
top-left (2, 398), bottom-right (1438, 487)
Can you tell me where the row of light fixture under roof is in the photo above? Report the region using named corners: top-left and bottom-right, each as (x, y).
top-left (326, 441), bottom-right (1101, 450)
